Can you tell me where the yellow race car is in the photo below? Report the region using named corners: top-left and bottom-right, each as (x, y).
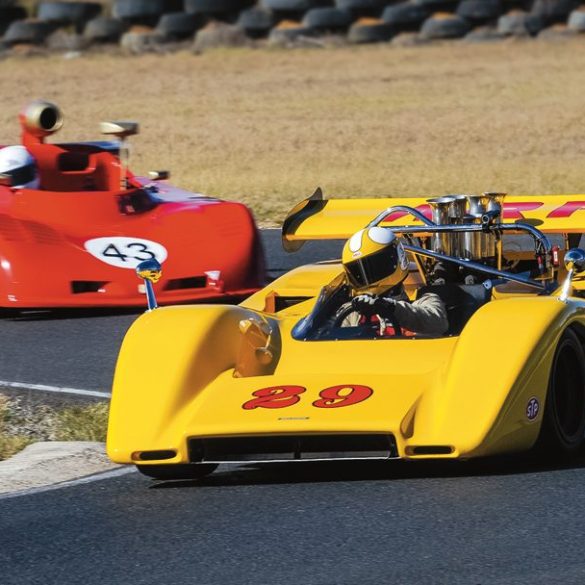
top-left (107, 189), bottom-right (585, 480)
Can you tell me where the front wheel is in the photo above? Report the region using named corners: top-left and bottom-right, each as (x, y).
top-left (536, 328), bottom-right (585, 456)
top-left (136, 463), bottom-right (218, 481)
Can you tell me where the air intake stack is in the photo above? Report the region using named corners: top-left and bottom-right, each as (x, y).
top-left (19, 100), bottom-right (63, 146)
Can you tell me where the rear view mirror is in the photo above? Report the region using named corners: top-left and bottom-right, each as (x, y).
top-left (565, 248), bottom-right (585, 275)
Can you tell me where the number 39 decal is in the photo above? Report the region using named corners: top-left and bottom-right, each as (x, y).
top-left (84, 237), bottom-right (168, 269)
top-left (242, 384), bottom-right (373, 410)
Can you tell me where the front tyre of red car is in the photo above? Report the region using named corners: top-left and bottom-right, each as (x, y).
top-left (536, 328), bottom-right (585, 457)
top-left (136, 463), bottom-right (218, 481)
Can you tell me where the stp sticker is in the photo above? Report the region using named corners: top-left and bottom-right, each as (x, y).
top-left (526, 397), bottom-right (540, 421)
top-left (84, 237), bottom-right (168, 269)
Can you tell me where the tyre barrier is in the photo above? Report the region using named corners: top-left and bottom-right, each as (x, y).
top-left (268, 19), bottom-right (315, 43)
top-left (156, 12), bottom-right (203, 40)
top-left (0, 6), bottom-right (26, 34)
top-left (303, 7), bottom-right (354, 32)
top-left (186, 0), bottom-right (255, 20)
top-left (567, 6), bottom-right (585, 31)
top-left (420, 12), bottom-right (471, 38)
top-left (37, 2), bottom-right (102, 26)
top-left (497, 9), bottom-right (544, 35)
top-left (537, 22), bottom-right (576, 37)
top-left (530, 0), bottom-right (580, 25)
top-left (413, 0), bottom-right (460, 14)
top-left (84, 16), bottom-right (128, 43)
top-left (261, 0), bottom-right (332, 21)
top-left (336, 0), bottom-right (389, 17)
top-left (237, 6), bottom-right (276, 37)
top-left (2, 19), bottom-right (57, 45)
top-left (114, 0), bottom-right (181, 26)
top-left (347, 16), bottom-right (395, 42)
top-left (464, 24), bottom-right (502, 40)
top-left (120, 29), bottom-right (165, 52)
top-left (193, 20), bottom-right (250, 50)
top-left (456, 0), bottom-right (502, 24)
top-left (382, 2), bottom-right (430, 31)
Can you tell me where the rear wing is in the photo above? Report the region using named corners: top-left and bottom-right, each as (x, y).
top-left (282, 188), bottom-right (585, 251)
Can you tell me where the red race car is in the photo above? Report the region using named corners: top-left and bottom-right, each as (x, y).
top-left (0, 100), bottom-right (265, 309)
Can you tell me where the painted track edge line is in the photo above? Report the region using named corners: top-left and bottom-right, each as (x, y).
top-left (0, 380), bottom-right (110, 399)
top-left (0, 467), bottom-right (136, 501)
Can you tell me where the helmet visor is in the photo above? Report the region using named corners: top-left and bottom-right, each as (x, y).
top-left (5, 163), bottom-right (36, 188)
top-left (345, 245), bottom-right (399, 289)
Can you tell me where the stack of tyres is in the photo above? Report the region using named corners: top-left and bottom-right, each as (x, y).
top-left (113, 0), bottom-right (182, 26)
top-left (37, 2), bottom-right (102, 32)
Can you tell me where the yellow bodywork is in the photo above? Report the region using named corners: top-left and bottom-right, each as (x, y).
top-left (107, 193), bottom-right (585, 466)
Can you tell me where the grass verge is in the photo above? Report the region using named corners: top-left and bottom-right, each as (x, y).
top-left (0, 394), bottom-right (108, 461)
top-left (2, 40), bottom-right (585, 222)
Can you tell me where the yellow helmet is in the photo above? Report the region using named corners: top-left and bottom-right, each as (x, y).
top-left (342, 227), bottom-right (409, 295)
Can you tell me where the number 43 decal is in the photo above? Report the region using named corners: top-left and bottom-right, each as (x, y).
top-left (84, 237), bottom-right (168, 269)
top-left (242, 384), bottom-right (373, 410)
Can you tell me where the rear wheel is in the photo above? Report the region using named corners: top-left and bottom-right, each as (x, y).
top-left (137, 463), bottom-right (218, 481)
top-left (537, 328), bottom-right (585, 456)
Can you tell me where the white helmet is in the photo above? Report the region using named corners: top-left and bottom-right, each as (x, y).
top-left (0, 146), bottom-right (39, 189)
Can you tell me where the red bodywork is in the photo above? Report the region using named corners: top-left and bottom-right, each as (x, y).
top-left (0, 116), bottom-right (264, 308)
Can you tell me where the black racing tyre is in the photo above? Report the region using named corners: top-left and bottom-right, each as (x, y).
top-left (348, 16), bottom-right (395, 42)
top-left (2, 19), bottom-right (54, 44)
top-left (37, 2), bottom-right (102, 24)
top-left (335, 0), bottom-right (388, 17)
top-left (382, 2), bottom-right (429, 30)
top-left (156, 12), bottom-right (202, 40)
top-left (535, 328), bottom-right (585, 456)
top-left (262, 0), bottom-right (332, 11)
top-left (497, 9), bottom-right (543, 35)
top-left (114, 0), bottom-right (181, 25)
top-left (185, 0), bottom-right (255, 16)
top-left (0, 6), bottom-right (26, 34)
top-left (568, 6), bottom-right (585, 31)
top-left (420, 13), bottom-right (471, 38)
top-left (237, 6), bottom-right (276, 37)
top-left (303, 7), bottom-right (353, 31)
top-left (137, 463), bottom-right (218, 481)
top-left (456, 0), bottom-right (502, 23)
top-left (530, 0), bottom-right (580, 25)
top-left (83, 17), bottom-right (127, 42)
top-left (412, 0), bottom-right (459, 12)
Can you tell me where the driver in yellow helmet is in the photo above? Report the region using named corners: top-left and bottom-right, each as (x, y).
top-left (340, 227), bottom-right (448, 336)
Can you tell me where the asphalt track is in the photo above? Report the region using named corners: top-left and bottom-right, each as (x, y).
top-left (3, 230), bottom-right (585, 584)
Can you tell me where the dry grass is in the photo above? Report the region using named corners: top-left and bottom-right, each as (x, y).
top-left (1, 40), bottom-right (585, 222)
top-left (0, 396), bottom-right (32, 460)
top-left (0, 394), bottom-right (108, 460)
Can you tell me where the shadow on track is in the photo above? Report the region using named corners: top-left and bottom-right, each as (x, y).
top-left (148, 452), bottom-right (585, 491)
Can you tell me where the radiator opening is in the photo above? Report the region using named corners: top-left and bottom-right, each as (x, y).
top-left (188, 434), bottom-right (398, 463)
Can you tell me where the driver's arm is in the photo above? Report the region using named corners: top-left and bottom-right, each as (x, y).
top-left (392, 293), bottom-right (448, 336)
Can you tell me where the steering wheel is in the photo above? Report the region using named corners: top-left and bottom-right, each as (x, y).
top-left (331, 302), bottom-right (402, 337)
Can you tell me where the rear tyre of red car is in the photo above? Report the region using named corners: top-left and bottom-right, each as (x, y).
top-left (137, 463), bottom-right (218, 480)
top-left (536, 328), bottom-right (585, 457)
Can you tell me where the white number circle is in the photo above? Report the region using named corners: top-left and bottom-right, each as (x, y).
top-left (84, 237), bottom-right (168, 269)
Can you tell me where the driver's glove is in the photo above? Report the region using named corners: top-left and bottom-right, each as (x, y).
top-left (352, 294), bottom-right (396, 318)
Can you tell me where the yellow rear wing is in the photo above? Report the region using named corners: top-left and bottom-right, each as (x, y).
top-left (282, 188), bottom-right (585, 251)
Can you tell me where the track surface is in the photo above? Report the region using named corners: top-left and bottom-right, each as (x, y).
top-left (3, 457), bottom-right (585, 584)
top-left (3, 230), bottom-right (585, 584)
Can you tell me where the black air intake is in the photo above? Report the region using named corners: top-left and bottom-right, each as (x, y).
top-left (188, 434), bottom-right (398, 463)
